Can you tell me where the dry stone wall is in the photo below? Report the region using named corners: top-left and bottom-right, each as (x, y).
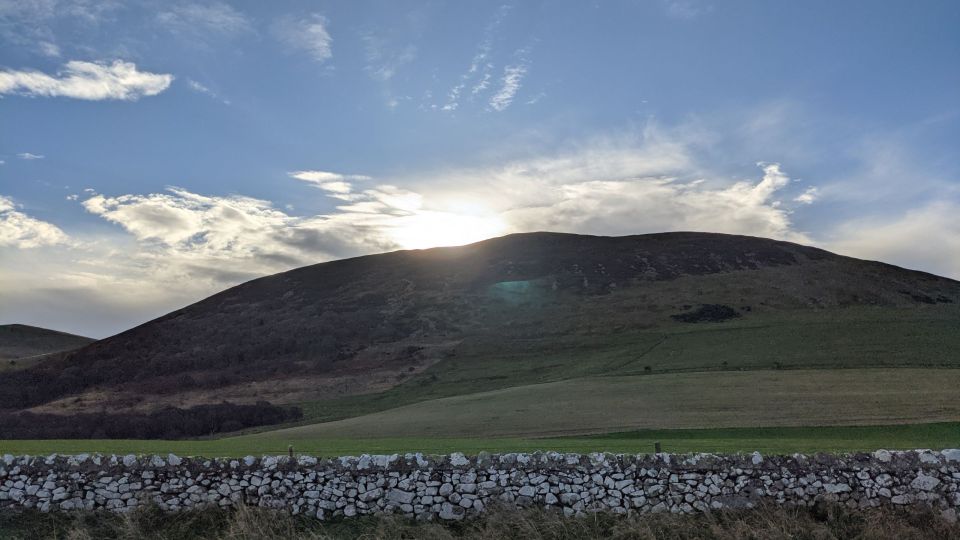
top-left (1, 450), bottom-right (959, 522)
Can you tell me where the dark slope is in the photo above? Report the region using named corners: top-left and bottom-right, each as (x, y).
top-left (2, 232), bottom-right (958, 412)
top-left (0, 324), bottom-right (94, 363)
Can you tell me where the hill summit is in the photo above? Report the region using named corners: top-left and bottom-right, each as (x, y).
top-left (0, 324), bottom-right (94, 364)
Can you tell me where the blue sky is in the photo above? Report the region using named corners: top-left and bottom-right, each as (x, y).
top-left (1, 0), bottom-right (959, 337)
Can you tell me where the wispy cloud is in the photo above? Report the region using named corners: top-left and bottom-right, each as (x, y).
top-left (363, 35), bottom-right (416, 82)
top-left (0, 0), bottom-right (123, 45)
top-left (38, 41), bottom-right (60, 57)
top-left (289, 170), bottom-right (372, 199)
top-left (489, 63), bottom-right (527, 112)
top-left (0, 195), bottom-right (69, 248)
top-left (794, 187), bottom-right (819, 204)
top-left (17, 153), bottom-right (44, 160)
top-left (272, 14), bottom-right (333, 63)
top-left (156, 2), bottom-right (252, 36)
top-left (661, 0), bottom-right (713, 19)
top-left (187, 79), bottom-right (213, 95)
top-left (441, 4), bottom-right (511, 111)
top-left (0, 60), bottom-right (173, 101)
top-left (186, 79), bottom-right (229, 104)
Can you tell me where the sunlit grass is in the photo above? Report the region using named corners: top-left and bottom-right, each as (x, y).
top-left (1, 422), bottom-right (956, 458)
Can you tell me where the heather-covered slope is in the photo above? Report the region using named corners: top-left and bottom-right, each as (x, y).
top-left (1, 232), bottom-right (958, 417)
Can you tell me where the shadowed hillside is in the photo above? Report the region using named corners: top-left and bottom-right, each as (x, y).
top-left (1, 232), bottom-right (958, 424)
top-left (0, 324), bottom-right (94, 367)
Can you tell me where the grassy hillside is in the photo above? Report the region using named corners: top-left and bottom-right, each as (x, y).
top-left (0, 324), bottom-right (94, 371)
top-left (3, 232), bottom-right (958, 416)
top-left (2, 232), bottom-right (960, 446)
top-left (265, 368), bottom-right (960, 439)
top-left (266, 305), bottom-right (960, 428)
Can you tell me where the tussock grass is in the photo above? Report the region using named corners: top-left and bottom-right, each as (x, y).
top-left (1, 502), bottom-right (957, 540)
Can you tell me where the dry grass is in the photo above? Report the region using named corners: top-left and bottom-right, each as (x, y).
top-left (2, 502), bottom-right (958, 540)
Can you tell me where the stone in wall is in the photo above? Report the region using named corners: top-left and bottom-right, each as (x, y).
top-left (0, 450), bottom-right (958, 522)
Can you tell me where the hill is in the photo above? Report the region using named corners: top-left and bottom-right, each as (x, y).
top-left (0, 324), bottom-right (94, 370)
top-left (1, 231), bottom-right (959, 439)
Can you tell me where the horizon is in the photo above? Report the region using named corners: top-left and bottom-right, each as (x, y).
top-left (2, 0), bottom-right (959, 337)
top-left (3, 228), bottom-right (957, 340)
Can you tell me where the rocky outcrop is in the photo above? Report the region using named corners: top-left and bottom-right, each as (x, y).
top-left (1, 450), bottom-right (958, 522)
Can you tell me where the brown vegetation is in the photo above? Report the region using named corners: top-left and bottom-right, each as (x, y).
top-left (0, 502), bottom-right (957, 540)
top-left (0, 402), bottom-right (302, 439)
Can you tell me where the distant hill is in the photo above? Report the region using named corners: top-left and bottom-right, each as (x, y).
top-left (1, 231), bottom-right (959, 440)
top-left (0, 324), bottom-right (94, 366)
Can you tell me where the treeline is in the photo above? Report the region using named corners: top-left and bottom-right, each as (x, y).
top-left (0, 401), bottom-right (302, 439)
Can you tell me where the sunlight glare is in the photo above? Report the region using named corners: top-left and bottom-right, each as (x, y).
top-left (390, 208), bottom-right (506, 250)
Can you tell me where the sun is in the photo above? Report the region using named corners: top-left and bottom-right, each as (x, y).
top-left (390, 208), bottom-right (506, 250)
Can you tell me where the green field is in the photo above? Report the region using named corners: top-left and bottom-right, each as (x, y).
top-left (286, 305), bottom-right (960, 428)
top-left (271, 368), bottom-right (960, 439)
top-left (3, 306), bottom-right (959, 457)
top-left (1, 422), bottom-right (957, 457)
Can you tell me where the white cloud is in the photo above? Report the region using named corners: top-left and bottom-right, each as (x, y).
top-left (289, 170), bottom-right (371, 183)
top-left (826, 202), bottom-right (960, 279)
top-left (157, 2), bottom-right (251, 36)
top-left (0, 125), bottom-right (841, 337)
top-left (0, 60), bottom-right (173, 101)
top-left (0, 195), bottom-right (69, 248)
top-left (17, 152), bottom-right (44, 160)
top-left (289, 170), bottom-right (372, 199)
top-left (273, 14), bottom-right (333, 63)
top-left (410, 156), bottom-right (808, 244)
top-left (489, 64), bottom-right (527, 112)
top-left (794, 186), bottom-right (819, 204)
top-left (441, 4), bottom-right (510, 111)
top-left (69, 146), bottom-right (812, 299)
top-left (75, 187), bottom-right (399, 298)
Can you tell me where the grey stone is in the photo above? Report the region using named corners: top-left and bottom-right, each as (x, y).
top-left (910, 474), bottom-right (940, 491)
top-left (387, 489), bottom-right (415, 505)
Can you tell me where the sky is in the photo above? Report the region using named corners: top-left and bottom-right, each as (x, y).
top-left (1, 0), bottom-right (958, 338)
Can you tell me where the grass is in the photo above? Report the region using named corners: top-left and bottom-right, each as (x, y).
top-left (265, 368), bottom-right (960, 439)
top-left (4, 307), bottom-right (960, 458)
top-left (1, 502), bottom-right (958, 539)
top-left (290, 305), bottom-right (960, 427)
top-left (1, 422), bottom-right (957, 457)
